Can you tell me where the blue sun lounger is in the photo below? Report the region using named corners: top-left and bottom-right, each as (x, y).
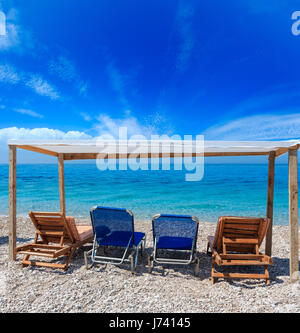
top-left (148, 214), bottom-right (200, 275)
top-left (84, 206), bottom-right (146, 273)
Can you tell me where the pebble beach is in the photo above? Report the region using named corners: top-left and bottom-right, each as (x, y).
top-left (0, 217), bottom-right (299, 313)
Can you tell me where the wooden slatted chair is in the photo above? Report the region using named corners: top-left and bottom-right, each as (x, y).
top-left (207, 216), bottom-right (273, 284)
top-left (15, 211), bottom-right (93, 271)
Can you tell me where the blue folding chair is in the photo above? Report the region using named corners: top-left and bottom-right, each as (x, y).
top-left (84, 206), bottom-right (146, 273)
top-left (148, 214), bottom-right (200, 275)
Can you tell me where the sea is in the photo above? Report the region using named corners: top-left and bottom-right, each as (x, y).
top-left (0, 163), bottom-right (298, 225)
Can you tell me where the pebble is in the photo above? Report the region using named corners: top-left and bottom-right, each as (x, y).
top-left (0, 217), bottom-right (299, 313)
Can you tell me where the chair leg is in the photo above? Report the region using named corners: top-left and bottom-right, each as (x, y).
top-left (84, 250), bottom-right (89, 269)
top-left (194, 254), bottom-right (200, 276)
top-left (148, 255), bottom-right (153, 273)
top-left (63, 248), bottom-right (75, 272)
top-left (22, 254), bottom-right (30, 268)
top-left (129, 253), bottom-right (135, 274)
top-left (265, 265), bottom-right (270, 285)
top-left (206, 243), bottom-right (212, 255)
top-left (140, 241), bottom-right (144, 258)
top-left (211, 260), bottom-right (217, 284)
top-left (140, 237), bottom-right (146, 258)
top-left (84, 248), bottom-right (95, 270)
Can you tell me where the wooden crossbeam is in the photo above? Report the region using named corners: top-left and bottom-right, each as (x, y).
top-left (63, 151), bottom-right (271, 160)
top-left (16, 145), bottom-right (58, 157)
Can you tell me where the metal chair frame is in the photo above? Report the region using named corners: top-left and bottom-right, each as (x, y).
top-left (84, 207), bottom-right (146, 273)
top-left (148, 214), bottom-right (200, 275)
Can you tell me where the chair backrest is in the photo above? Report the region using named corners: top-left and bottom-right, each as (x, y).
top-left (152, 214), bottom-right (199, 248)
top-left (90, 206), bottom-right (134, 244)
top-left (212, 216), bottom-right (270, 253)
top-left (29, 211), bottom-right (77, 245)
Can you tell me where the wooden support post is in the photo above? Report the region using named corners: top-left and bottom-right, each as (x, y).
top-left (58, 153), bottom-right (66, 216)
top-left (289, 148), bottom-right (299, 283)
top-left (9, 145), bottom-right (17, 261)
top-left (265, 151), bottom-right (276, 256)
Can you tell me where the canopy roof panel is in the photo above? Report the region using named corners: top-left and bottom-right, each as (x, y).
top-left (7, 139), bottom-right (300, 159)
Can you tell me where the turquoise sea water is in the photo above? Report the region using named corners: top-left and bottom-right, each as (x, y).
top-left (0, 163), bottom-right (298, 225)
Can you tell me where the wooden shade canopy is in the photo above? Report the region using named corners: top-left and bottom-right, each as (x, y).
top-left (7, 139), bottom-right (299, 282)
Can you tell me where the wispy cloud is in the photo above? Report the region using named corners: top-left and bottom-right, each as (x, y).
top-left (106, 61), bottom-right (130, 109)
top-left (175, 1), bottom-right (195, 73)
top-left (48, 56), bottom-right (77, 82)
top-left (80, 112), bottom-right (92, 122)
top-left (0, 62), bottom-right (61, 100)
top-left (96, 113), bottom-right (150, 138)
top-left (48, 55), bottom-right (88, 96)
top-left (227, 84), bottom-right (300, 119)
top-left (14, 108), bottom-right (44, 119)
top-left (0, 63), bottom-right (20, 84)
top-left (95, 111), bottom-right (173, 139)
top-left (203, 112), bottom-right (300, 140)
top-left (26, 74), bottom-right (60, 100)
top-left (77, 81), bottom-right (88, 96)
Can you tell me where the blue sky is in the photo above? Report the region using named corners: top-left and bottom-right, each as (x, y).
top-left (0, 0), bottom-right (300, 163)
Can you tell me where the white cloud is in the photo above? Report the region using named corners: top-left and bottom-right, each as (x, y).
top-left (14, 108), bottom-right (44, 119)
top-left (203, 113), bottom-right (300, 140)
top-left (0, 113), bottom-right (165, 145)
top-left (0, 127), bottom-right (93, 162)
top-left (25, 75), bottom-right (60, 100)
top-left (0, 127), bottom-right (92, 142)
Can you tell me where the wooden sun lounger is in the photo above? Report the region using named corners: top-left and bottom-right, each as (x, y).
top-left (15, 211), bottom-right (93, 271)
top-left (207, 217), bottom-right (273, 284)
